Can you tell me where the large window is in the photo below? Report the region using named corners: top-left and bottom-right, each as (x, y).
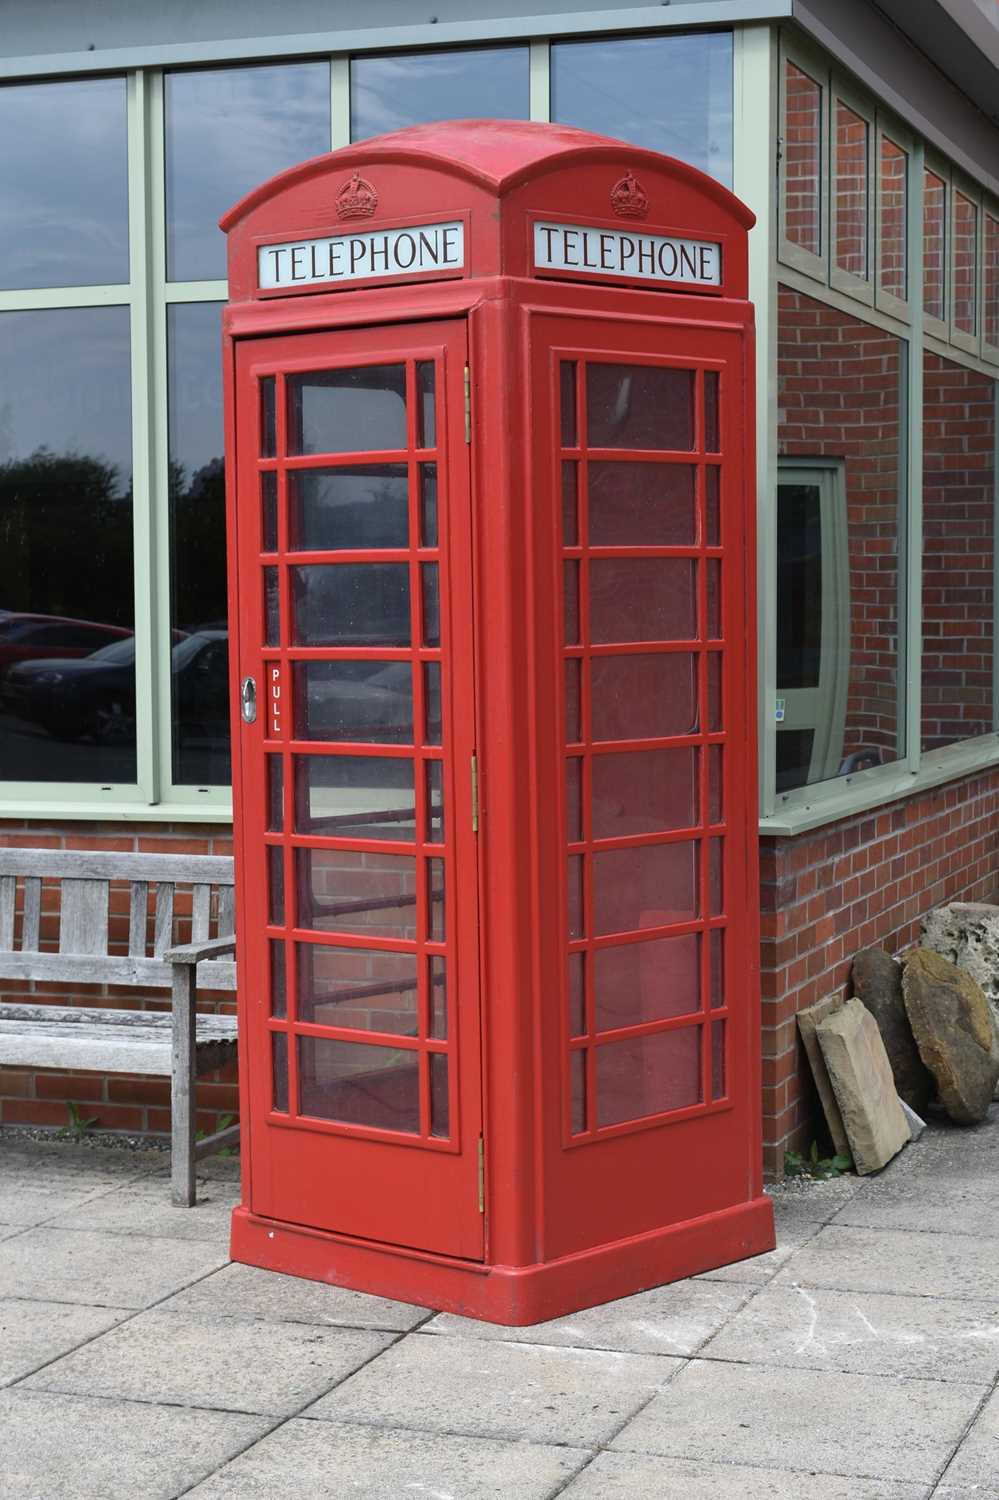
top-left (351, 46), bottom-right (529, 139)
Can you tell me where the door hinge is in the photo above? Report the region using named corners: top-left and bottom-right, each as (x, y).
top-left (471, 751), bottom-right (479, 833)
top-left (477, 1136), bottom-right (485, 1213)
top-left (463, 364), bottom-right (471, 444)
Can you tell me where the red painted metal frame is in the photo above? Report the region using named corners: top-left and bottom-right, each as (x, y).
top-left (223, 121), bottom-right (774, 1324)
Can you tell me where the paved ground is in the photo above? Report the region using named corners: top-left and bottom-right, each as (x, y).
top-left (2, 1115), bottom-right (999, 1498)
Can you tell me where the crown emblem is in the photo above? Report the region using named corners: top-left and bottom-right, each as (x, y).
top-left (335, 171), bottom-right (378, 221)
top-left (610, 172), bottom-right (649, 220)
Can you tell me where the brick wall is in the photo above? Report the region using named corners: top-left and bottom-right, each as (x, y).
top-left (0, 819), bottom-right (238, 1138)
top-left (760, 766), bottom-right (999, 1176)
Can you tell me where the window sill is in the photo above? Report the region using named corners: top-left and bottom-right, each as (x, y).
top-left (760, 734), bottom-right (999, 837)
top-left (0, 799), bottom-right (233, 824)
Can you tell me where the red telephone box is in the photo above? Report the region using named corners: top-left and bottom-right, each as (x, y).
top-left (221, 120), bottom-right (775, 1324)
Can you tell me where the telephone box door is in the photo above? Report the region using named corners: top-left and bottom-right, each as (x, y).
top-left (233, 320), bottom-right (483, 1261)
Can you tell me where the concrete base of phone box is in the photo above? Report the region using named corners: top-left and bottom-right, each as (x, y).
top-left (229, 1196), bottom-right (776, 1325)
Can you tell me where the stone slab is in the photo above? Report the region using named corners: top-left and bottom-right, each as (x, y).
top-left (0, 1227), bottom-right (229, 1308)
top-left (700, 1283), bottom-right (999, 1383)
top-left (0, 1297), bottom-right (131, 1387)
top-left (695, 1202), bottom-right (825, 1283)
top-left (49, 1180), bottom-right (240, 1242)
top-left (816, 998), bottom-right (909, 1173)
top-left (852, 946), bottom-right (933, 1112)
top-left (24, 1308), bottom-right (393, 1417)
top-left (770, 1224), bottom-right (999, 1302)
top-left (425, 1280), bottom-right (754, 1356)
top-left (900, 1099), bottom-right (927, 1140)
top-left (833, 1169), bottom-right (999, 1238)
top-left (932, 1381), bottom-right (999, 1494)
top-left (160, 1261), bottom-right (430, 1331)
top-left (610, 1357), bottom-right (984, 1484)
top-left (0, 1387), bottom-right (272, 1500)
top-left (559, 1452), bottom-right (927, 1500)
top-left (903, 949), bottom-right (999, 1124)
top-left (922, 902), bottom-right (999, 1015)
top-left (306, 1331), bottom-right (679, 1446)
top-left (797, 995), bottom-right (851, 1156)
top-left (185, 1417), bottom-right (591, 1499)
top-left (0, 1180), bottom-right (137, 1228)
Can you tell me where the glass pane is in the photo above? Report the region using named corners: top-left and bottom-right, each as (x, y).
top-left (430, 955), bottom-right (448, 1038)
top-left (565, 658), bottom-right (582, 742)
top-left (292, 564), bottom-right (410, 646)
top-left (290, 466), bottom-right (408, 551)
top-left (589, 463), bottom-right (696, 545)
top-left (264, 568), bottom-right (280, 646)
top-left (167, 302), bottom-right (231, 786)
top-left (298, 1036), bottom-right (419, 1132)
top-left (593, 842), bottom-right (698, 936)
top-left (566, 757), bottom-right (583, 842)
top-left (271, 1032), bottom-right (289, 1112)
top-left (591, 654), bottom-right (698, 740)
top-left (709, 745), bottom-right (724, 824)
top-left (352, 46), bottom-right (529, 138)
top-left (705, 467), bottom-right (721, 546)
top-left (267, 756), bottom-right (283, 831)
top-left (268, 845), bottom-right (284, 925)
top-left (422, 564), bottom-right (440, 647)
top-left (262, 472), bottom-right (278, 552)
top-left (0, 77), bottom-right (128, 290)
top-left (270, 941), bottom-right (287, 1018)
top-left (570, 1049), bottom-right (587, 1133)
top-left (568, 952), bottom-right (586, 1037)
top-left (921, 352), bottom-right (996, 751)
top-left (561, 364), bottom-right (577, 447)
top-left (428, 857), bottom-right (446, 943)
top-left (166, 61), bottom-right (331, 281)
top-left (596, 1026), bottom-right (702, 1127)
top-left (568, 855), bottom-right (584, 939)
top-left (297, 848), bottom-right (417, 940)
top-left (834, 101), bottom-right (869, 278)
top-left (880, 138), bottom-right (908, 301)
top-left (592, 749), bottom-right (698, 838)
top-left (424, 663), bottom-right (442, 745)
top-left (783, 61), bottom-right (822, 256)
top-left (417, 363), bottom-right (436, 449)
top-left (0, 307), bottom-right (136, 784)
top-left (289, 366), bottom-right (407, 456)
top-left (587, 365), bottom-right (695, 450)
top-left (594, 934), bottom-right (700, 1029)
top-left (704, 373), bottom-right (720, 453)
top-left (986, 215), bottom-right (999, 351)
top-left (294, 754), bottom-right (415, 839)
top-left (710, 928), bottom-right (724, 1008)
top-left (590, 560), bottom-right (696, 642)
top-left (777, 483), bottom-right (821, 689)
top-left (420, 465), bottom-right (438, 547)
top-left (552, 32), bottom-right (733, 186)
top-left (562, 462), bottom-right (579, 546)
top-left (297, 942), bottom-right (418, 1034)
top-left (260, 377), bottom-right (276, 459)
top-left (430, 1053), bottom-right (449, 1138)
top-left (293, 660), bottom-right (412, 744)
top-left (712, 1020), bottom-right (726, 1099)
top-left (953, 192), bottom-right (978, 336)
top-left (709, 840), bottom-right (723, 916)
top-left (426, 759), bottom-right (444, 842)
top-left (707, 653), bottom-right (722, 732)
top-left (706, 560), bottom-right (722, 639)
top-left (564, 561), bottom-right (580, 644)
top-left (924, 169), bottom-right (947, 321)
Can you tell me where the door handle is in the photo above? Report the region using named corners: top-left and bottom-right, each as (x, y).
top-left (240, 676), bottom-right (257, 724)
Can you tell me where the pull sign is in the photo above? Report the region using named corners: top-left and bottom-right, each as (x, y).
top-left (268, 664), bottom-right (283, 738)
top-left (533, 221), bottom-right (722, 287)
top-left (240, 676), bottom-right (257, 724)
top-left (258, 221), bottom-right (465, 290)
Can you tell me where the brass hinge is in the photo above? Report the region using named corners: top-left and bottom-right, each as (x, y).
top-left (471, 751), bottom-right (479, 833)
top-left (463, 364), bottom-right (471, 444)
top-left (477, 1136), bottom-right (485, 1213)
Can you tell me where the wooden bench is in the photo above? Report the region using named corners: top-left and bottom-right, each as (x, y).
top-left (0, 849), bottom-right (238, 1206)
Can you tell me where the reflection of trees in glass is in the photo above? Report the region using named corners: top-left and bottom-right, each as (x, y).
top-left (169, 454), bottom-right (228, 632)
top-left (0, 447), bottom-right (133, 625)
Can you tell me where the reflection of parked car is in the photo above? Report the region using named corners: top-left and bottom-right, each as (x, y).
top-left (3, 631), bottom-right (228, 746)
top-left (0, 613), bottom-right (132, 673)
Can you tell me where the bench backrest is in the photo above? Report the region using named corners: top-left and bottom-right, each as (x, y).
top-left (0, 849), bottom-right (236, 991)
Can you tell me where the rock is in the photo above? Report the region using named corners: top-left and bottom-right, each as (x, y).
top-left (899, 1099), bottom-right (926, 1142)
top-left (815, 999), bottom-right (909, 1174)
top-left (902, 949), bottom-right (999, 1125)
top-left (922, 905), bottom-right (999, 1098)
top-left (851, 947), bottom-right (933, 1113)
top-left (796, 996), bottom-right (850, 1158)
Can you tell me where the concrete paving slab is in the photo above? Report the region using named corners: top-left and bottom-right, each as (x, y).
top-left (700, 1284), bottom-right (999, 1383)
top-left (695, 1206), bottom-right (825, 1283)
top-left (831, 1177), bottom-right (999, 1237)
top-left (770, 1225), bottom-right (999, 1301)
top-left (932, 1382), bottom-right (999, 1494)
top-left (0, 1387), bottom-right (272, 1500)
top-left (23, 1307), bottom-right (394, 1418)
top-left (558, 1451), bottom-right (929, 1499)
top-left (0, 1180), bottom-right (137, 1228)
top-left (425, 1280), bottom-right (755, 1356)
top-left (0, 1222), bottom-right (24, 1241)
top-left (610, 1358), bottom-right (983, 1484)
top-left (160, 1261), bottom-right (431, 1331)
top-left (48, 1181), bottom-right (240, 1242)
top-left (0, 1227), bottom-right (229, 1308)
top-left (768, 1175), bottom-right (867, 1229)
top-left (306, 1331), bottom-right (680, 1446)
top-left (0, 1297), bottom-right (131, 1387)
top-left (185, 1416), bottom-right (591, 1498)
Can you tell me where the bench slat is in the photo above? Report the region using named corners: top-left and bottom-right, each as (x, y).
top-left (0, 850), bottom-right (234, 884)
top-left (60, 879), bottom-right (109, 957)
top-left (192, 883), bottom-right (211, 943)
top-left (0, 1006), bottom-right (237, 1077)
top-left (218, 885), bottom-right (235, 937)
top-left (0, 952), bottom-right (236, 988)
top-left (128, 880), bottom-right (148, 957)
top-left (21, 878), bottom-right (40, 952)
top-left (153, 883), bottom-right (174, 956)
top-left (0, 876), bottom-right (14, 951)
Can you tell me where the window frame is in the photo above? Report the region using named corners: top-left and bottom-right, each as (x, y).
top-left (950, 169), bottom-right (983, 357)
top-left (874, 114), bottom-right (914, 324)
top-left (829, 79), bottom-right (875, 305)
top-left (922, 150), bottom-right (952, 343)
top-left (983, 197), bottom-right (999, 367)
top-left (778, 34), bottom-right (829, 284)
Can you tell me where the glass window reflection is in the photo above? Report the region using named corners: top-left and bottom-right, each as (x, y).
top-left (351, 47), bottom-right (529, 139)
top-left (552, 32), bottom-right (733, 186)
top-left (167, 302), bottom-right (230, 786)
top-left (0, 307), bottom-right (135, 782)
top-left (0, 77), bottom-right (128, 290)
top-left (166, 62), bottom-right (331, 282)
